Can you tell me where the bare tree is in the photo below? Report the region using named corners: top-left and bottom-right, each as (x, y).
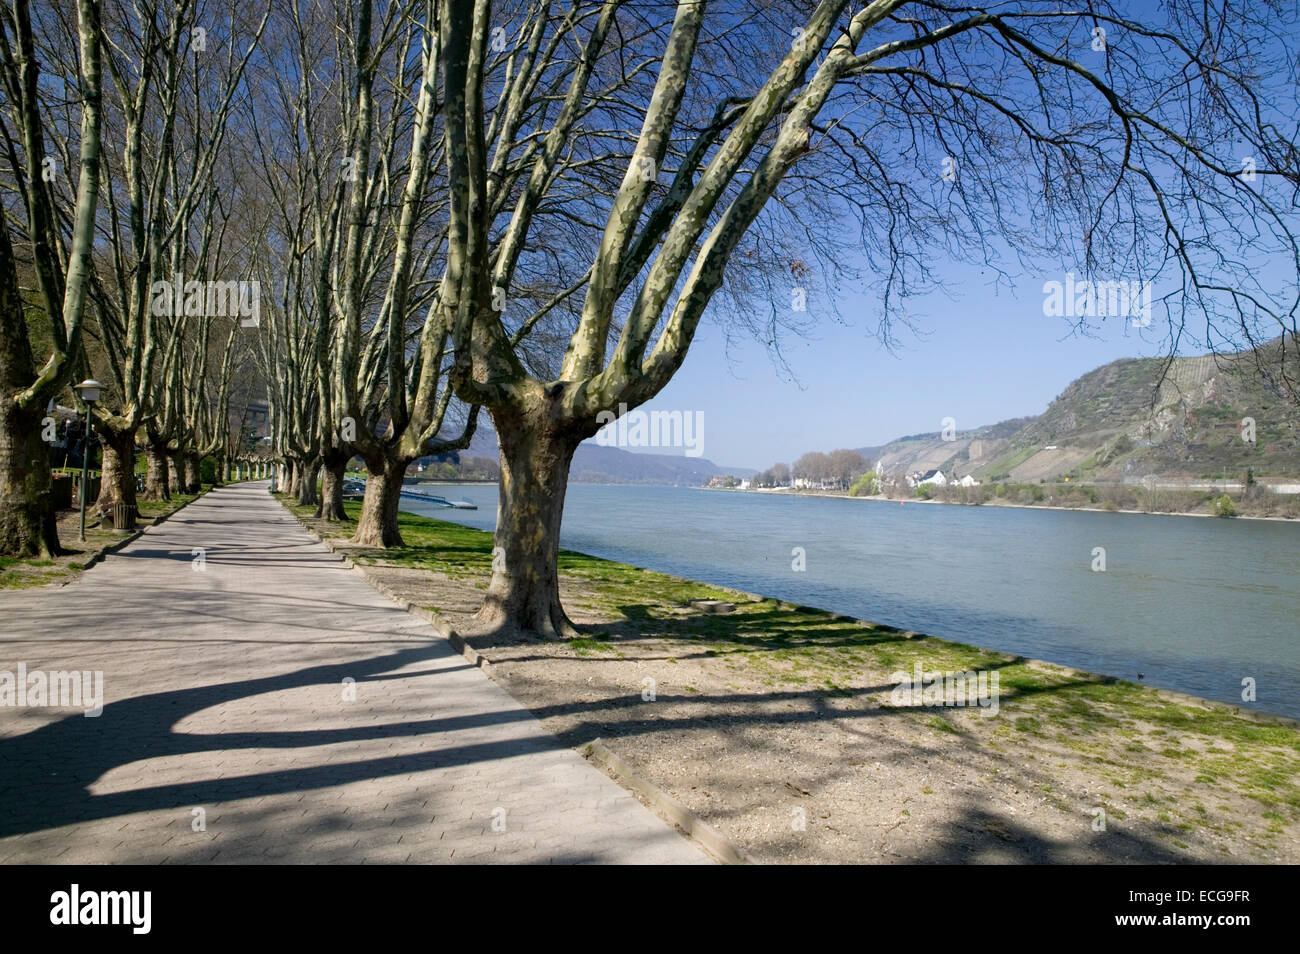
top-left (828, 448), bottom-right (867, 489)
top-left (432, 0), bottom-right (1298, 637)
top-left (0, 0), bottom-right (102, 556)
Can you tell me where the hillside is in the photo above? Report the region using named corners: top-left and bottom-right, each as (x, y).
top-left (855, 417), bottom-right (1037, 480)
top-left (855, 346), bottom-right (1299, 483)
top-left (450, 426), bottom-right (755, 485)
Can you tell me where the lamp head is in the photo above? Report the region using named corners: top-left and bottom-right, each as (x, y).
top-left (74, 379), bottom-right (104, 404)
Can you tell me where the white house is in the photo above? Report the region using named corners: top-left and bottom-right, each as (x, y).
top-left (957, 474), bottom-right (980, 487)
top-left (909, 469), bottom-right (948, 488)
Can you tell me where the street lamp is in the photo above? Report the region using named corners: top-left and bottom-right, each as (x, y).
top-left (74, 379), bottom-right (103, 542)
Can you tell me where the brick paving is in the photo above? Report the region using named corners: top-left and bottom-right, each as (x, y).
top-left (0, 483), bottom-right (705, 864)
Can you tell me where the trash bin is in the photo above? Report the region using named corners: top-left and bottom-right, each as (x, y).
top-left (50, 474), bottom-right (73, 510)
top-left (110, 501), bottom-right (136, 531)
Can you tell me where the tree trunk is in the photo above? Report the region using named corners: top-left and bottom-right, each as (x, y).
top-left (94, 427), bottom-right (138, 528)
top-left (143, 442), bottom-right (170, 501)
top-left (476, 413), bottom-right (579, 639)
top-left (167, 452), bottom-right (183, 494)
top-left (287, 458), bottom-right (302, 497)
top-left (0, 218), bottom-right (62, 555)
top-left (317, 448), bottom-right (350, 521)
top-left (297, 456), bottom-right (321, 507)
top-left (351, 454), bottom-right (409, 547)
top-left (183, 451), bottom-right (201, 493)
top-left (0, 397), bottom-right (61, 556)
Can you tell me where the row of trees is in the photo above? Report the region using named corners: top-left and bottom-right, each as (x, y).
top-left (3, 1), bottom-right (1296, 639)
top-left (0, 0), bottom-right (272, 554)
top-left (753, 449), bottom-right (870, 489)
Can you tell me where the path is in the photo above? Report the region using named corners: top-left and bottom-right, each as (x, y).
top-left (0, 483), bottom-right (705, 864)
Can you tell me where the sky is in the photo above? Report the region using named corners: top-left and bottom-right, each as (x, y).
top-left (621, 261), bottom-right (1189, 472)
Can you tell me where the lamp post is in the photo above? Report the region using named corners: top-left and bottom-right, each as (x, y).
top-left (74, 379), bottom-right (103, 541)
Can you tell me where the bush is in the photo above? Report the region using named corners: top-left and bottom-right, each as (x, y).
top-left (200, 456), bottom-right (218, 484)
top-left (1214, 494), bottom-right (1236, 518)
top-left (914, 483), bottom-right (933, 500)
top-left (849, 472), bottom-right (879, 497)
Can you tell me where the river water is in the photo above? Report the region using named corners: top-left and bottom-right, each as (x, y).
top-left (403, 483), bottom-right (1300, 719)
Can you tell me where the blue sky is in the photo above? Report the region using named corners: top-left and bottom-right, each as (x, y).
top-left (629, 263), bottom-right (1182, 472)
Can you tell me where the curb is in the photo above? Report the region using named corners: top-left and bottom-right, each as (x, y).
top-left (79, 488), bottom-right (210, 572)
top-left (279, 503), bottom-right (497, 675)
top-left (582, 739), bottom-right (753, 865)
top-left (274, 495), bottom-right (740, 863)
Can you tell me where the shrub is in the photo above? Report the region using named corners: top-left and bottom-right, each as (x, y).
top-left (1214, 494), bottom-right (1236, 518)
top-left (914, 483), bottom-right (933, 500)
top-left (849, 472), bottom-right (879, 496)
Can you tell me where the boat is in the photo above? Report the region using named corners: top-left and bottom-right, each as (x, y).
top-left (398, 488), bottom-right (478, 509)
top-left (338, 478), bottom-right (478, 510)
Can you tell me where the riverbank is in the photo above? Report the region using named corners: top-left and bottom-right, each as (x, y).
top-left (277, 493), bottom-right (1299, 863)
top-left (708, 485), bottom-right (1300, 522)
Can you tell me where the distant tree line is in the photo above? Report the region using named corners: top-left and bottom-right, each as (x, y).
top-left (753, 449), bottom-right (870, 490)
top-left (414, 455), bottom-right (500, 482)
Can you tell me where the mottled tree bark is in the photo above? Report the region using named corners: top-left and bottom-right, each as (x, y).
top-left (0, 224), bottom-right (60, 555)
top-left (317, 448), bottom-right (350, 520)
top-left (297, 456), bottom-right (320, 507)
top-left (183, 451), bottom-right (201, 493)
top-left (94, 428), bottom-right (137, 529)
top-left (143, 442), bottom-right (170, 500)
top-left (0, 397), bottom-right (60, 555)
top-left (167, 452), bottom-right (183, 495)
top-left (476, 409), bottom-right (578, 638)
top-left (352, 454), bottom-right (409, 547)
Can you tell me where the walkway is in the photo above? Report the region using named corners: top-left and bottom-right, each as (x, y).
top-left (0, 483), bottom-right (705, 864)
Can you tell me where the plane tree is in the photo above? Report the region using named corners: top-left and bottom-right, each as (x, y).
top-left (0, 0), bottom-right (103, 556)
top-left (71, 0), bottom-right (268, 523)
top-left (435, 0), bottom-right (1299, 637)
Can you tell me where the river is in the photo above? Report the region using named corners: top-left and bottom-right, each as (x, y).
top-left (402, 483), bottom-right (1300, 720)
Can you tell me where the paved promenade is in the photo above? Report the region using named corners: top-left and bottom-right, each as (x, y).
top-left (0, 484), bottom-right (704, 864)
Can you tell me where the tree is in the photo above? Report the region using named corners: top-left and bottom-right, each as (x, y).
top-left (67, 0), bottom-right (269, 525)
top-left (828, 448), bottom-right (868, 489)
top-left (793, 451), bottom-right (830, 485)
top-left (0, 0), bottom-right (103, 556)
top-left (435, 0), bottom-right (1298, 638)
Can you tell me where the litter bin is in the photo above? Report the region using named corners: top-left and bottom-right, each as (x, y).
top-left (108, 501), bottom-right (136, 531)
top-left (50, 474), bottom-right (73, 510)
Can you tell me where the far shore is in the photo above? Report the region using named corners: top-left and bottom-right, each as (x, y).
top-left (702, 485), bottom-right (1300, 523)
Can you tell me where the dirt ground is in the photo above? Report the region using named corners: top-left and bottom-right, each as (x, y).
top-left (336, 553), bottom-right (1299, 865)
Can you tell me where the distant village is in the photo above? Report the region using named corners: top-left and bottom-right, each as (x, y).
top-left (705, 465), bottom-right (979, 494)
